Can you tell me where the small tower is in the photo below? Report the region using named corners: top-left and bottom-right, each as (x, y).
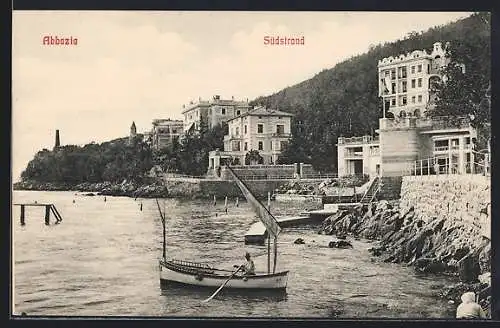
top-left (129, 121), bottom-right (137, 143)
top-left (54, 129), bottom-right (60, 150)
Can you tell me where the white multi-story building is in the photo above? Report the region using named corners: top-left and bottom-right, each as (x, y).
top-left (208, 106), bottom-right (293, 171)
top-left (181, 95), bottom-right (252, 132)
top-left (378, 42), bottom-right (450, 118)
top-left (338, 42), bottom-right (477, 178)
top-left (151, 119), bottom-right (183, 150)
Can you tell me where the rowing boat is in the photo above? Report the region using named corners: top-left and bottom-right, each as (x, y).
top-left (159, 259), bottom-right (288, 290)
top-left (157, 165), bottom-right (288, 292)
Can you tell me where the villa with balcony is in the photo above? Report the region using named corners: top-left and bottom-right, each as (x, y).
top-left (337, 42), bottom-right (478, 178)
top-left (337, 136), bottom-right (380, 177)
top-left (208, 106), bottom-right (293, 174)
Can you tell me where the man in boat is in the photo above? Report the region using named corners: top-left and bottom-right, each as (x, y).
top-left (235, 252), bottom-right (256, 278)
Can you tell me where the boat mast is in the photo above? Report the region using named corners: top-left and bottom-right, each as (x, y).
top-left (156, 198), bottom-right (166, 261)
top-left (273, 236), bottom-right (278, 273)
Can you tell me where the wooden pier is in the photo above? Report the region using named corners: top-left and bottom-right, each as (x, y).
top-left (13, 203), bottom-right (63, 225)
top-left (244, 215), bottom-right (320, 245)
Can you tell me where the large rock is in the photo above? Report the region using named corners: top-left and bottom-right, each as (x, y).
top-left (458, 254), bottom-right (481, 283)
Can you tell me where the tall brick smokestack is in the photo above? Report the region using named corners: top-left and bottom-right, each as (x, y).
top-left (55, 129), bottom-right (60, 149)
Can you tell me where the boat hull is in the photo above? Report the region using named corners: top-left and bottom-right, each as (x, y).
top-left (159, 260), bottom-right (288, 290)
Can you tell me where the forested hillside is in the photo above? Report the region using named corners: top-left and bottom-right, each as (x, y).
top-left (251, 12), bottom-right (490, 171)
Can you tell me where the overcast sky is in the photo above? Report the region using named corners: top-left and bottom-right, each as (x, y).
top-left (12, 11), bottom-right (472, 181)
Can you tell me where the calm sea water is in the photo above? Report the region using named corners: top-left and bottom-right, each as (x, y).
top-left (12, 191), bottom-right (457, 318)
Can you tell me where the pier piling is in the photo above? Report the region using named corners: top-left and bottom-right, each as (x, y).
top-left (20, 205), bottom-right (25, 226)
top-left (224, 196), bottom-right (228, 213)
top-left (44, 205), bottom-right (50, 225)
top-left (235, 197), bottom-right (239, 207)
top-left (213, 195), bottom-right (217, 206)
top-left (267, 192), bottom-right (271, 211)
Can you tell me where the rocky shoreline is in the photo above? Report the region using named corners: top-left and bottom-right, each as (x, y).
top-left (13, 179), bottom-right (170, 198)
top-left (318, 200), bottom-right (491, 318)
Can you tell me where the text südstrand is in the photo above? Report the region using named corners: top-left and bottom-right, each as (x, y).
top-left (263, 36), bottom-right (305, 46)
top-left (42, 36), bottom-right (78, 46)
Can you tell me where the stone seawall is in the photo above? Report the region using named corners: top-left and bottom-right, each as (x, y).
top-left (13, 178), bottom-right (291, 200)
top-left (318, 174), bottom-right (491, 315)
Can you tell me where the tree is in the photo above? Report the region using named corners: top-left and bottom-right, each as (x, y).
top-left (429, 42), bottom-right (490, 149)
top-left (245, 150), bottom-right (263, 165)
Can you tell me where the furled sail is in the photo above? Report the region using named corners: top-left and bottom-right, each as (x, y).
top-left (225, 165), bottom-right (281, 238)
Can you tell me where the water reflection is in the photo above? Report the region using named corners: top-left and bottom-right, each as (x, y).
top-left (161, 284), bottom-right (288, 303)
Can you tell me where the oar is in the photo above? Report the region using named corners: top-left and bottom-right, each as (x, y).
top-left (202, 265), bottom-right (243, 303)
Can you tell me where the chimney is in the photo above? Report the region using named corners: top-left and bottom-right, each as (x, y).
top-left (54, 129), bottom-right (60, 149)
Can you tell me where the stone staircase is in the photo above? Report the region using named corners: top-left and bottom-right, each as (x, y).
top-left (360, 177), bottom-right (380, 204)
top-left (378, 176), bottom-right (403, 200)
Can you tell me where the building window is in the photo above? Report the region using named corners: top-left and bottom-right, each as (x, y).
top-left (402, 66), bottom-right (407, 78)
top-left (235, 127), bottom-right (239, 136)
top-left (418, 64), bottom-right (422, 72)
top-left (222, 108), bottom-right (226, 115)
top-left (402, 96), bottom-right (407, 106)
top-left (280, 141), bottom-right (288, 150)
top-left (411, 66), bottom-right (415, 74)
top-left (258, 124), bottom-right (263, 133)
top-left (385, 70), bottom-right (389, 77)
top-left (258, 116), bottom-right (262, 119)
top-left (427, 64), bottom-right (430, 74)
top-left (391, 69), bottom-right (396, 80)
top-left (391, 99), bottom-right (396, 106)
top-left (391, 83), bottom-right (396, 94)
top-left (270, 141), bottom-right (273, 150)
top-left (418, 95), bottom-right (422, 102)
top-left (412, 96), bottom-right (416, 103)
top-left (276, 125), bottom-right (284, 134)
top-left (411, 79), bottom-right (416, 88)
top-left (236, 110), bottom-right (241, 116)
top-left (244, 125), bottom-right (247, 134)
top-left (402, 81), bottom-right (407, 92)
top-left (244, 142), bottom-right (248, 151)
top-left (418, 78), bottom-right (422, 87)
top-left (258, 141), bottom-right (263, 150)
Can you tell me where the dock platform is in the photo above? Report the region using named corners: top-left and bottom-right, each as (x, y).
top-left (244, 215), bottom-right (320, 245)
top-left (13, 203), bottom-right (63, 225)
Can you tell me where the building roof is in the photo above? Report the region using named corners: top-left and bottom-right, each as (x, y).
top-left (152, 119), bottom-right (183, 126)
top-left (181, 96), bottom-right (251, 114)
top-left (229, 106), bottom-right (294, 121)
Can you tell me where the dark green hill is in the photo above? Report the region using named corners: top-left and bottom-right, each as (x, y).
top-left (251, 12), bottom-right (490, 172)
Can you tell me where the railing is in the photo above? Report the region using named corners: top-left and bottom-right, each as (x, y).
top-left (339, 136), bottom-right (379, 145)
top-left (223, 135), bottom-right (242, 141)
top-left (233, 173), bottom-right (337, 180)
top-left (434, 146), bottom-right (449, 152)
top-left (380, 116), bottom-right (472, 131)
top-left (227, 164), bottom-right (304, 170)
top-left (417, 116), bottom-right (472, 130)
top-left (344, 151), bottom-right (363, 158)
top-left (403, 150), bottom-right (490, 177)
top-left (272, 132), bottom-right (291, 138)
top-left (300, 173), bottom-right (338, 179)
top-left (359, 177), bottom-right (380, 204)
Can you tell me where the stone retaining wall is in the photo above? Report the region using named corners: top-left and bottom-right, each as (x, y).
top-left (400, 174), bottom-right (490, 240)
